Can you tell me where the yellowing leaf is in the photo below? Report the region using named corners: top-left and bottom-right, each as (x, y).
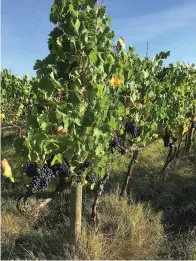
top-left (10, 176), bottom-right (15, 182)
top-left (1, 113), bottom-right (5, 120)
top-left (110, 77), bottom-right (115, 87)
top-left (1, 158), bottom-right (15, 183)
top-left (110, 77), bottom-right (122, 88)
top-left (82, 179), bottom-right (88, 185)
top-left (115, 78), bottom-right (121, 85)
top-left (182, 125), bottom-right (189, 135)
top-left (140, 120), bottom-right (144, 126)
top-left (125, 108), bottom-right (129, 116)
top-left (57, 126), bottom-right (64, 131)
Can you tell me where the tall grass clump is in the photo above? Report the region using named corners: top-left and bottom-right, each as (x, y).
top-left (73, 194), bottom-right (164, 260)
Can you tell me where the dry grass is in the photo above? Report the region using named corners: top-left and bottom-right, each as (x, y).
top-left (73, 194), bottom-right (164, 260)
top-left (1, 134), bottom-right (196, 260)
top-left (1, 194), bottom-right (165, 260)
top-left (1, 213), bottom-right (31, 245)
top-left (165, 228), bottom-right (196, 259)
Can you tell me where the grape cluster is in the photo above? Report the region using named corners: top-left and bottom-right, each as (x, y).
top-left (77, 160), bottom-right (92, 177)
top-left (83, 160), bottom-right (93, 168)
top-left (163, 134), bottom-right (170, 147)
top-left (110, 137), bottom-right (120, 148)
top-left (46, 155), bottom-right (72, 178)
top-left (61, 162), bottom-right (72, 178)
top-left (191, 121), bottom-right (196, 128)
top-left (48, 161), bottom-right (72, 178)
top-left (24, 162), bottom-right (38, 178)
top-left (31, 166), bottom-right (53, 191)
top-left (49, 162), bottom-right (62, 177)
top-left (125, 122), bottom-right (138, 138)
top-left (85, 174), bottom-right (96, 184)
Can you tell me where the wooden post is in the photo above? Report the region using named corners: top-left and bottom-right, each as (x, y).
top-left (70, 183), bottom-right (83, 242)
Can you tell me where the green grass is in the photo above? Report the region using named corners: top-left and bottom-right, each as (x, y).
top-left (1, 132), bottom-right (196, 260)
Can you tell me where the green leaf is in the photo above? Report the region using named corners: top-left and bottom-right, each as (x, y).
top-left (108, 117), bottom-right (118, 129)
top-left (118, 37), bottom-right (125, 50)
top-left (50, 4), bottom-right (58, 24)
top-left (46, 177), bottom-right (59, 192)
top-left (14, 138), bottom-right (30, 162)
top-left (51, 153), bottom-right (63, 166)
top-left (23, 139), bottom-right (32, 151)
top-left (90, 183), bottom-right (95, 190)
top-left (148, 90), bottom-right (155, 99)
top-left (73, 118), bottom-right (81, 126)
top-left (41, 122), bottom-right (48, 131)
top-left (89, 49), bottom-right (98, 65)
top-left (106, 16), bottom-right (112, 24)
top-left (86, 0), bottom-right (96, 7)
top-left (45, 143), bottom-right (59, 155)
top-left (68, 4), bottom-right (79, 17)
top-left (87, 136), bottom-right (94, 150)
top-left (67, 90), bottom-right (81, 105)
top-left (143, 71), bottom-right (149, 79)
top-left (56, 36), bottom-right (63, 48)
top-left (39, 76), bottom-right (56, 95)
top-left (57, 136), bottom-right (72, 151)
top-left (83, 109), bottom-right (95, 127)
top-left (74, 18), bottom-right (80, 33)
top-left (23, 176), bottom-right (33, 186)
top-left (66, 147), bottom-right (75, 162)
top-left (95, 144), bottom-right (104, 155)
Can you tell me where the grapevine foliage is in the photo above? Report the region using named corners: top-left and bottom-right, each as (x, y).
top-left (1, 69), bottom-right (33, 126)
top-left (14, 0), bottom-right (124, 189)
top-left (1, 0), bottom-right (195, 195)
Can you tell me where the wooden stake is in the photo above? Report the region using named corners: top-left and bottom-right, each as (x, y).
top-left (70, 183), bottom-right (82, 242)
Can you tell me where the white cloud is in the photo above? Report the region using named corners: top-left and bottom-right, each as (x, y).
top-left (112, 1), bottom-right (196, 43)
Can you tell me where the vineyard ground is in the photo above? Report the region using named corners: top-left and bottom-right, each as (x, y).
top-left (1, 131), bottom-right (196, 260)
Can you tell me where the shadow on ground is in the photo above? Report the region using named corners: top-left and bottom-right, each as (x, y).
top-left (106, 151), bottom-right (196, 234)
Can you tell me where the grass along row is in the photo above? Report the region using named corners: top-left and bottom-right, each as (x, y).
top-left (1, 133), bottom-right (196, 260)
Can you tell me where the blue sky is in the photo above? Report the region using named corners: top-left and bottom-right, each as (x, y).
top-left (2, 0), bottom-right (196, 78)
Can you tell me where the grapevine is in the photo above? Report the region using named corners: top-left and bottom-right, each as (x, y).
top-left (1, 0), bottom-right (196, 242)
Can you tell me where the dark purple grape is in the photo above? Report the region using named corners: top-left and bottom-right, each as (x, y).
top-left (78, 169), bottom-right (84, 177)
top-left (24, 162), bottom-right (38, 178)
top-left (163, 134), bottom-right (170, 147)
top-left (77, 160), bottom-right (92, 177)
top-left (85, 174), bottom-right (96, 184)
top-left (31, 166), bottom-right (53, 191)
top-left (110, 137), bottom-right (120, 148)
top-left (47, 155), bottom-right (72, 178)
top-left (83, 160), bottom-right (92, 168)
top-left (61, 162), bottom-right (72, 178)
top-left (125, 121), bottom-right (138, 138)
top-left (191, 121), bottom-right (196, 128)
